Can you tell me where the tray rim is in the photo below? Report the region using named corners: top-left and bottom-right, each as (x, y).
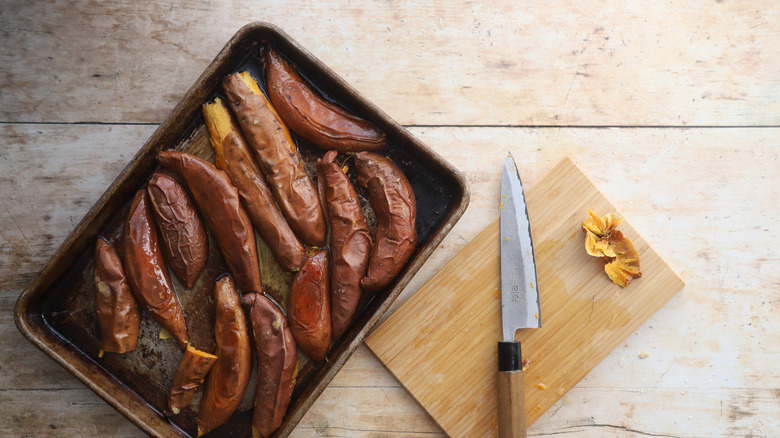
top-left (15, 21), bottom-right (470, 437)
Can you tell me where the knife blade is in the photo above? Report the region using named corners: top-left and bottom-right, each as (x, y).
top-left (497, 152), bottom-right (541, 438)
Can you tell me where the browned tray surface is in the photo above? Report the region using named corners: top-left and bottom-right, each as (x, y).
top-left (15, 22), bottom-right (468, 438)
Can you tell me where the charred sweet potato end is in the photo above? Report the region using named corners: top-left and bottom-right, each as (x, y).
top-left (582, 211), bottom-right (642, 287)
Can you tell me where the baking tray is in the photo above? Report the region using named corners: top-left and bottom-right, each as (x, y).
top-left (14, 22), bottom-right (469, 437)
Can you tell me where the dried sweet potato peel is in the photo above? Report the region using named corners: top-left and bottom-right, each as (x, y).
top-left (583, 210), bottom-right (622, 238)
top-left (582, 210), bottom-right (642, 287)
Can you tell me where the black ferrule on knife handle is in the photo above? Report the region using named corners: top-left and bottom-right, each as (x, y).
top-left (498, 341), bottom-right (522, 372)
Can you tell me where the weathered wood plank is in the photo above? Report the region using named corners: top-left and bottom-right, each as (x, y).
top-left (0, 124), bottom-right (155, 289)
top-left (0, 383), bottom-right (442, 438)
top-left (292, 384), bottom-right (445, 437)
top-left (2, 124), bottom-right (779, 436)
top-left (6, 124), bottom-right (778, 293)
top-left (4, 2), bottom-right (779, 437)
top-left (2, 0), bottom-right (779, 126)
top-left (0, 388), bottom-right (145, 437)
top-left (532, 387), bottom-right (780, 437)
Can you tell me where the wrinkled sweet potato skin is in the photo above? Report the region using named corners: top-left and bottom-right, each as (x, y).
top-left (94, 237), bottom-right (140, 355)
top-left (196, 275), bottom-right (252, 437)
top-left (289, 248), bottom-right (331, 365)
top-left (242, 293), bottom-right (297, 438)
top-left (202, 98), bottom-right (306, 272)
top-left (157, 151), bottom-right (262, 293)
top-left (123, 189), bottom-right (189, 349)
top-left (222, 72), bottom-right (326, 247)
top-left (317, 150), bottom-right (372, 339)
top-left (265, 48), bottom-right (386, 153)
top-left (167, 344), bottom-right (217, 416)
top-left (354, 152), bottom-right (417, 292)
top-left (147, 172), bottom-right (209, 288)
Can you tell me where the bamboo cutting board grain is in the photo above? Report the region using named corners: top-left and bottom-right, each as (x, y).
top-left (366, 157), bottom-right (685, 437)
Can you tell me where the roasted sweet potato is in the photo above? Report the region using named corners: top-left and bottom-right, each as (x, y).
top-left (354, 152), bottom-right (417, 292)
top-left (147, 172), bottom-right (209, 288)
top-left (167, 344), bottom-right (218, 416)
top-left (123, 189), bottom-right (189, 349)
top-left (94, 237), bottom-right (140, 356)
top-left (242, 293), bottom-right (297, 438)
top-left (202, 97), bottom-right (305, 271)
top-left (288, 248), bottom-right (331, 365)
top-left (264, 47), bottom-right (386, 153)
top-left (157, 151), bottom-right (262, 293)
top-left (317, 150), bottom-right (372, 339)
top-left (196, 275), bottom-right (252, 437)
top-left (222, 71), bottom-right (326, 247)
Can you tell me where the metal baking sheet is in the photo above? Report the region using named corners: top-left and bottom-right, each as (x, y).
top-left (15, 22), bottom-right (469, 438)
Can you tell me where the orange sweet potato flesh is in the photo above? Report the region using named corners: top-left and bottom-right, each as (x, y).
top-left (202, 97), bottom-right (305, 272)
top-left (317, 150), bottom-right (372, 338)
top-left (94, 237), bottom-right (140, 355)
top-left (289, 248), bottom-right (332, 365)
top-left (242, 293), bottom-right (297, 438)
top-left (222, 71), bottom-right (326, 247)
top-left (123, 189), bottom-right (189, 349)
top-left (196, 275), bottom-right (252, 436)
top-left (354, 152), bottom-right (417, 292)
top-left (265, 47), bottom-right (386, 153)
top-left (167, 344), bottom-right (218, 416)
top-left (157, 151), bottom-right (262, 293)
top-left (147, 172), bottom-right (209, 288)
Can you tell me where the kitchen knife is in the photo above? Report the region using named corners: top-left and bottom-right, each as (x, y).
top-left (497, 153), bottom-right (541, 438)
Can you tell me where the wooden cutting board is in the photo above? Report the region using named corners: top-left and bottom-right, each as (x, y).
top-left (365, 157), bottom-right (684, 437)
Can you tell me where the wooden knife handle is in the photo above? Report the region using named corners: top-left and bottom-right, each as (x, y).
top-left (497, 341), bottom-right (526, 438)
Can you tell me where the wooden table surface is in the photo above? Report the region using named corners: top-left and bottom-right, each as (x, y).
top-left (2, 1), bottom-right (778, 437)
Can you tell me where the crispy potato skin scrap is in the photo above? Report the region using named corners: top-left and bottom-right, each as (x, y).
top-left (289, 248), bottom-right (332, 365)
top-left (196, 275), bottom-right (252, 436)
top-left (166, 344), bottom-right (218, 416)
top-left (147, 172), bottom-right (209, 288)
top-left (265, 47), bottom-right (386, 153)
top-left (222, 72), bottom-right (326, 247)
top-left (94, 237), bottom-right (140, 355)
top-left (242, 293), bottom-right (297, 438)
top-left (317, 150), bottom-right (372, 339)
top-left (203, 98), bottom-right (306, 272)
top-left (354, 152), bottom-right (417, 292)
top-left (157, 151), bottom-right (262, 293)
top-left (123, 189), bottom-right (189, 349)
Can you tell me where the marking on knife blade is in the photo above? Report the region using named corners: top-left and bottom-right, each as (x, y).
top-left (512, 284), bottom-right (520, 303)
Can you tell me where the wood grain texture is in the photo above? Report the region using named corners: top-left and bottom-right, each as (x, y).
top-left (498, 370), bottom-right (527, 438)
top-left (0, 124), bottom-right (155, 289)
top-left (3, 124), bottom-right (780, 436)
top-left (2, 0), bottom-right (780, 125)
top-left (3, 0), bottom-right (780, 435)
top-left (366, 157), bottom-right (686, 437)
